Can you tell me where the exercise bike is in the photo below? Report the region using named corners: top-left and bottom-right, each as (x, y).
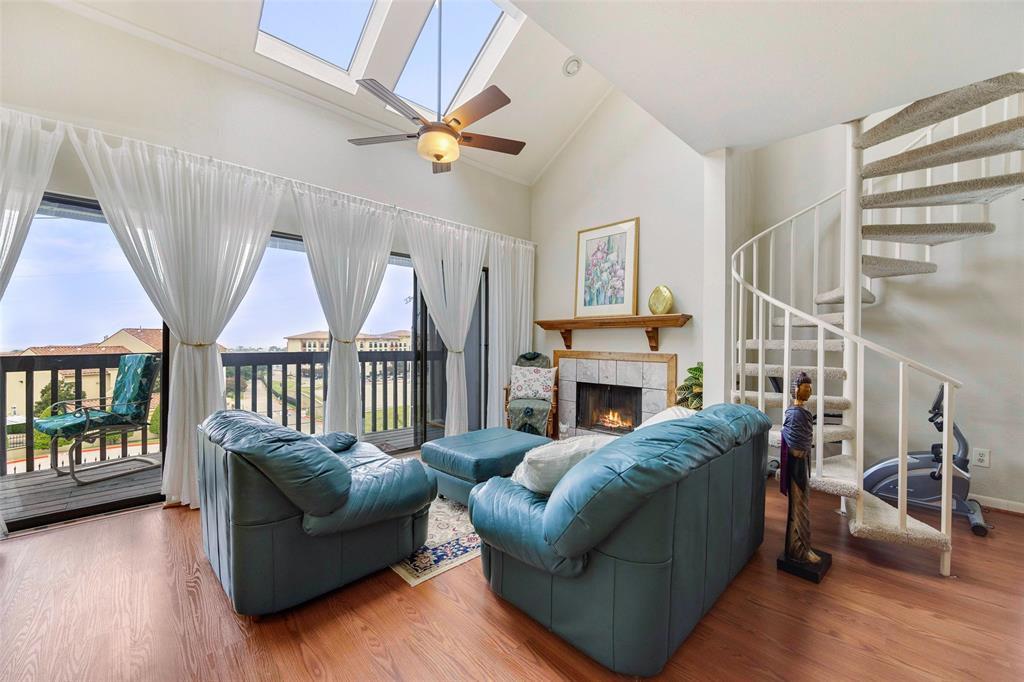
top-left (863, 385), bottom-right (988, 536)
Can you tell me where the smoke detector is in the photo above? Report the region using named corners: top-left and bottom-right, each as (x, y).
top-left (562, 55), bottom-right (583, 78)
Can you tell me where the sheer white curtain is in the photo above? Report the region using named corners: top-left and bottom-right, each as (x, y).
top-left (292, 184), bottom-right (395, 436)
top-left (486, 235), bottom-right (535, 428)
top-left (0, 109), bottom-right (65, 535)
top-left (403, 214), bottom-right (487, 436)
top-left (71, 130), bottom-right (284, 508)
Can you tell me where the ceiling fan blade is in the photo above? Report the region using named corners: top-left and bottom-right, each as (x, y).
top-left (357, 78), bottom-right (427, 126)
top-left (348, 134), bottom-right (418, 146)
top-left (444, 85), bottom-right (511, 131)
top-left (459, 132), bottom-right (526, 155)
top-left (432, 162), bottom-right (452, 174)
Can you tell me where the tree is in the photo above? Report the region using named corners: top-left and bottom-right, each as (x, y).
top-left (149, 404), bottom-right (161, 436)
top-left (34, 379), bottom-right (83, 416)
top-left (226, 366), bottom-right (251, 401)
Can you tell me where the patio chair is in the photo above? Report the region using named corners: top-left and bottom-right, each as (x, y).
top-left (35, 353), bottom-right (162, 485)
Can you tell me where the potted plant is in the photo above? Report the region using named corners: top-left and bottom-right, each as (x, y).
top-left (675, 362), bottom-right (703, 410)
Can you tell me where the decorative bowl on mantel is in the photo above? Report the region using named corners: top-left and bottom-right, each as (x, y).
top-left (648, 285), bottom-right (674, 315)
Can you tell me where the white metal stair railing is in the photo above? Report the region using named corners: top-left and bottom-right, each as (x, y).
top-left (730, 192), bottom-right (962, 577)
top-left (731, 72), bottom-right (1024, 577)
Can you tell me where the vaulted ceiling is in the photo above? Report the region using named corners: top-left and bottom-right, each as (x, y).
top-left (74, 0), bottom-right (612, 185)
top-left (516, 0), bottom-right (1024, 152)
top-left (64, 0), bottom-right (1024, 183)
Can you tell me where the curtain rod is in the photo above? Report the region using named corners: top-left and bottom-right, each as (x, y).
top-left (3, 105), bottom-right (536, 249)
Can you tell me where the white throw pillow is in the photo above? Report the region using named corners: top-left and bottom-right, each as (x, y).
top-left (511, 434), bottom-right (617, 495)
top-left (634, 405), bottom-right (697, 430)
top-left (509, 365), bottom-right (556, 400)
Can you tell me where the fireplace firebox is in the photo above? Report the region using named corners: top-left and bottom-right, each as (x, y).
top-left (576, 382), bottom-right (642, 435)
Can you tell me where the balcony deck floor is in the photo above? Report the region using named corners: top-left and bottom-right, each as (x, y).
top-left (1, 429), bottom-right (422, 531)
top-left (0, 454), bottom-right (163, 531)
top-left (362, 427), bottom-right (417, 453)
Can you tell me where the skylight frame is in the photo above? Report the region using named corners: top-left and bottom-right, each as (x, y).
top-left (393, 0), bottom-right (520, 122)
top-left (253, 0), bottom-right (392, 95)
top-left (256, 0), bottom-right (376, 73)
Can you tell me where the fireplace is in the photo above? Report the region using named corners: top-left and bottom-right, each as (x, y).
top-left (576, 382), bottom-right (642, 435)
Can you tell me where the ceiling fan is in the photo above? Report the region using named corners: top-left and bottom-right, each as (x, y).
top-left (348, 0), bottom-right (525, 174)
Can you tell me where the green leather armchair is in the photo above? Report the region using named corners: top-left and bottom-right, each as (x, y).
top-left (197, 410), bottom-right (437, 615)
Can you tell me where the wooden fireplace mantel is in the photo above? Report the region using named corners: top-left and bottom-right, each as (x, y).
top-left (534, 314), bottom-right (691, 351)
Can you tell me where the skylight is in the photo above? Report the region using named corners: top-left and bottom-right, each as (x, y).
top-left (258, 0), bottom-right (375, 71)
top-left (394, 0), bottom-right (503, 118)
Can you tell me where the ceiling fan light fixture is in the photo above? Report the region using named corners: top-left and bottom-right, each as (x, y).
top-left (417, 127), bottom-right (460, 164)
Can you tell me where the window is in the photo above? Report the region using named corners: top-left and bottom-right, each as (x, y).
top-left (258, 0), bottom-right (375, 71)
top-left (0, 200), bottom-right (162, 354)
top-left (394, 0), bottom-right (502, 118)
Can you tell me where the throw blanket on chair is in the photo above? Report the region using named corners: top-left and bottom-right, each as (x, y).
top-left (508, 399), bottom-right (551, 436)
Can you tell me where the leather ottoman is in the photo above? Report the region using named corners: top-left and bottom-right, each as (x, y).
top-left (420, 428), bottom-right (551, 505)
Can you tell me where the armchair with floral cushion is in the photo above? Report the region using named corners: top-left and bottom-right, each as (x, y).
top-left (504, 352), bottom-right (558, 439)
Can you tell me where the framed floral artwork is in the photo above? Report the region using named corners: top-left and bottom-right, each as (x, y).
top-left (574, 217), bottom-right (639, 318)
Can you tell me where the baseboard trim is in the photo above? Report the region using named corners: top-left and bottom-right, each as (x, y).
top-left (972, 494), bottom-right (1024, 515)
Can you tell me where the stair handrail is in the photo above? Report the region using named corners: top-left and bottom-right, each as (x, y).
top-left (731, 190), bottom-right (960, 576)
top-left (731, 231), bottom-right (964, 387)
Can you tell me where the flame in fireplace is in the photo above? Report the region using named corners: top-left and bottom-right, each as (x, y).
top-left (597, 409), bottom-right (633, 431)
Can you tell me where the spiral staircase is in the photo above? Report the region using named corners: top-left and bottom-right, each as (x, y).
top-left (731, 72), bottom-right (1024, 576)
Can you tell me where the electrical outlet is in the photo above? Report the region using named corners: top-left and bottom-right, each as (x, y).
top-left (973, 448), bottom-right (992, 468)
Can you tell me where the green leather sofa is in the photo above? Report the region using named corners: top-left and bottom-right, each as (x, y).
top-left (468, 403), bottom-right (771, 676)
top-left (197, 410), bottom-right (436, 615)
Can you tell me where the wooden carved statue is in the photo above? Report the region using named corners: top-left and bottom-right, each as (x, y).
top-left (778, 371), bottom-right (831, 582)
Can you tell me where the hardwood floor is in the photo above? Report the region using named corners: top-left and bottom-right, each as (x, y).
top-left (1, 493), bottom-right (1021, 681)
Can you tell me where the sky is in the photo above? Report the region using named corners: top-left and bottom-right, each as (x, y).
top-left (0, 215), bottom-right (413, 352)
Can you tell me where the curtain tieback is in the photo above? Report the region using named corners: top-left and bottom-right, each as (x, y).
top-left (181, 341), bottom-right (213, 348)
top-left (333, 336), bottom-right (355, 344)
top-left (448, 350), bottom-right (465, 355)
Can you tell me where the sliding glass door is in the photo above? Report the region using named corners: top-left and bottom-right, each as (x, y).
top-left (0, 194), bottom-right (167, 531)
top-left (412, 269), bottom-right (487, 446)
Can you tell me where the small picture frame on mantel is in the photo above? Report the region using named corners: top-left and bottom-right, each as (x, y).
top-left (574, 217), bottom-right (639, 318)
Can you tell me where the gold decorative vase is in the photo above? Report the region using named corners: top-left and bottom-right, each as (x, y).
top-left (648, 285), bottom-right (673, 315)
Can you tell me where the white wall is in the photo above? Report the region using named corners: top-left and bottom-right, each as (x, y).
top-left (0, 1), bottom-right (531, 247)
top-left (702, 148), bottom-right (755, 404)
top-left (530, 90), bottom-right (704, 379)
top-left (751, 115), bottom-right (1024, 507)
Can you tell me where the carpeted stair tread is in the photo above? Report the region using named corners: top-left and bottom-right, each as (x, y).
top-left (739, 339), bottom-right (845, 352)
top-left (855, 72), bottom-right (1024, 150)
top-left (773, 312), bottom-right (844, 327)
top-left (862, 116), bottom-right (1024, 178)
top-left (736, 364), bottom-right (847, 381)
top-left (862, 222), bottom-right (996, 245)
top-left (846, 492), bottom-right (951, 551)
top-left (815, 286), bottom-right (876, 305)
top-left (862, 255), bottom-right (938, 279)
top-left (810, 454), bottom-right (861, 498)
top-left (769, 424), bottom-right (855, 448)
top-left (732, 391), bottom-right (851, 411)
top-left (861, 172), bottom-right (1024, 209)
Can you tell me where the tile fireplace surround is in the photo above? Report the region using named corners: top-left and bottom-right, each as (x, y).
top-left (554, 350), bottom-right (678, 438)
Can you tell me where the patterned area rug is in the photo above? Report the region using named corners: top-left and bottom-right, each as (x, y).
top-left (391, 497), bottom-right (481, 586)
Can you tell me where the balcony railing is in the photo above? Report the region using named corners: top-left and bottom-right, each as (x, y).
top-left (220, 349), bottom-right (418, 444)
top-left (0, 348), bottom-right (423, 476)
top-left (0, 352), bottom-right (161, 476)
